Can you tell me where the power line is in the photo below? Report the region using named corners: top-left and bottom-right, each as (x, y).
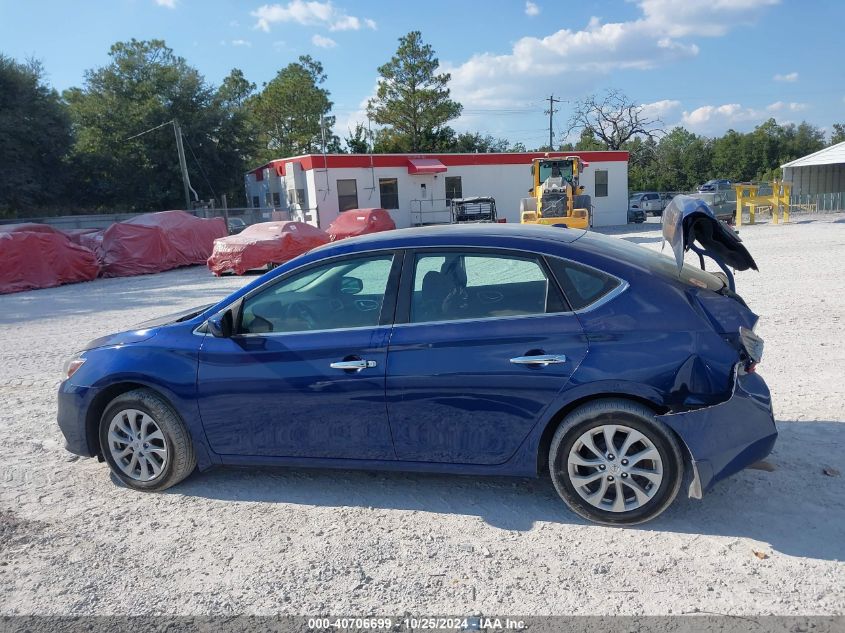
top-left (124, 119), bottom-right (175, 142)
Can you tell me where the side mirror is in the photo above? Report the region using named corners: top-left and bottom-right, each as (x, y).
top-left (207, 309), bottom-right (234, 338)
top-left (340, 276), bottom-right (364, 295)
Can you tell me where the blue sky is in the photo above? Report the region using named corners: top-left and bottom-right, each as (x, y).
top-left (1, 0), bottom-right (843, 147)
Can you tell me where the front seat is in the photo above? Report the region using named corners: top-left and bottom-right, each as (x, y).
top-left (439, 257), bottom-right (469, 317)
top-left (418, 270), bottom-right (452, 321)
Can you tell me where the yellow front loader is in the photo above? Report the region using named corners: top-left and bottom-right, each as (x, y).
top-left (519, 156), bottom-right (591, 229)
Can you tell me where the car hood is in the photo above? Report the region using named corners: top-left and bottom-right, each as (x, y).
top-left (81, 304), bottom-right (214, 352)
top-left (662, 195), bottom-right (757, 273)
top-left (82, 328), bottom-right (158, 352)
top-left (132, 303), bottom-right (216, 328)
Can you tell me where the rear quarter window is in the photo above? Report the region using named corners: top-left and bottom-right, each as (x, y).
top-left (547, 257), bottom-right (622, 310)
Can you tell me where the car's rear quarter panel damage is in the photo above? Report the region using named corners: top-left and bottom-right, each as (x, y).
top-left (657, 368), bottom-right (777, 498)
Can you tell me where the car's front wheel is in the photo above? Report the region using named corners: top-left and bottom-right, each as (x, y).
top-left (549, 399), bottom-right (683, 525)
top-left (99, 388), bottom-right (196, 491)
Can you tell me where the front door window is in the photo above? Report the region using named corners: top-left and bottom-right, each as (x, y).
top-left (240, 255), bottom-right (394, 334)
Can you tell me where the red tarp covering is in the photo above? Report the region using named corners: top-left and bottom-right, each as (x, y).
top-left (0, 230), bottom-right (99, 295)
top-left (327, 208), bottom-right (396, 242)
top-left (125, 210), bottom-right (227, 266)
top-left (83, 222), bottom-right (178, 278)
top-left (0, 222), bottom-right (65, 235)
top-left (407, 157), bottom-right (447, 174)
top-left (207, 221), bottom-right (330, 276)
top-left (63, 228), bottom-right (100, 245)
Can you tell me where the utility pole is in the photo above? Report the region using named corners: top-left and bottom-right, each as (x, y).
top-left (172, 120), bottom-right (192, 210)
top-left (545, 94), bottom-right (561, 150)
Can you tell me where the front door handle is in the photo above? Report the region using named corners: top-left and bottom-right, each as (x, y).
top-left (329, 359), bottom-right (377, 371)
top-left (510, 354), bottom-right (567, 366)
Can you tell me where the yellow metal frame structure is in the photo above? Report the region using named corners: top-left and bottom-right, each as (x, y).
top-left (733, 181), bottom-right (791, 226)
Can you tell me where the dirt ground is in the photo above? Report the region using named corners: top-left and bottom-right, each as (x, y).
top-left (1, 213), bottom-right (843, 616)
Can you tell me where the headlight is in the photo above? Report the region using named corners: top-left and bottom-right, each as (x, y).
top-left (63, 354), bottom-right (86, 379)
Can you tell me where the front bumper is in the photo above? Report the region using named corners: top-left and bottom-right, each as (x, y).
top-left (57, 380), bottom-right (98, 457)
top-left (658, 367), bottom-right (777, 498)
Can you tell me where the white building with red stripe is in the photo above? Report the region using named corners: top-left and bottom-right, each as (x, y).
top-left (244, 151), bottom-right (629, 228)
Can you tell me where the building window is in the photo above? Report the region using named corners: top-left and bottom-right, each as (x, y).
top-left (265, 192), bottom-right (273, 207)
top-left (287, 189), bottom-right (305, 207)
top-left (379, 178), bottom-right (399, 209)
top-left (272, 192), bottom-right (281, 208)
top-left (251, 196), bottom-right (260, 208)
top-left (595, 170), bottom-right (608, 198)
top-left (445, 176), bottom-right (462, 200)
top-left (337, 179), bottom-right (359, 211)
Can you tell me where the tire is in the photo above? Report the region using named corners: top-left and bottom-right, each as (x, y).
top-left (548, 399), bottom-right (683, 525)
top-left (99, 388), bottom-right (197, 492)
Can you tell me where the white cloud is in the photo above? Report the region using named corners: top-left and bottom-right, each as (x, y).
top-left (312, 34), bottom-right (337, 48)
top-left (231, 39), bottom-right (252, 47)
top-left (671, 99), bottom-right (809, 134)
top-left (525, 1), bottom-right (540, 17)
top-left (682, 104), bottom-right (758, 128)
top-left (641, 99), bottom-right (682, 118)
top-left (638, 0), bottom-right (779, 37)
top-left (773, 71), bottom-right (798, 82)
top-left (767, 101), bottom-right (807, 112)
top-left (252, 1), bottom-right (376, 32)
top-left (154, 0), bottom-right (176, 7)
top-left (442, 0), bottom-right (778, 113)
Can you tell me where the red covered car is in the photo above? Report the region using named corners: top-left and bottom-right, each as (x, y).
top-left (0, 225), bottom-right (99, 294)
top-left (207, 221), bottom-right (330, 276)
top-left (327, 208), bottom-right (396, 241)
top-left (125, 210), bottom-right (227, 266)
top-left (80, 222), bottom-right (180, 278)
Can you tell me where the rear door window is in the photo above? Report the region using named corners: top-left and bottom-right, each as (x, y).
top-left (410, 252), bottom-right (564, 323)
top-left (547, 257), bottom-right (622, 311)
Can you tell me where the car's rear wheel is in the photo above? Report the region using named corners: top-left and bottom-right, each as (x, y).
top-left (549, 399), bottom-right (683, 525)
top-left (99, 388), bottom-right (196, 491)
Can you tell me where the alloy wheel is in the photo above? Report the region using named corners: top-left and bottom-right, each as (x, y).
top-left (567, 424), bottom-right (664, 513)
top-left (107, 408), bottom-right (168, 482)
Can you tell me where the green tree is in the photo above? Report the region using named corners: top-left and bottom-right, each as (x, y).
top-left (451, 132), bottom-right (511, 153)
top-left (559, 128), bottom-right (606, 152)
top-left (0, 55), bottom-right (73, 216)
top-left (367, 31), bottom-right (462, 152)
top-left (832, 124), bottom-right (845, 145)
top-left (344, 122), bottom-right (370, 153)
top-left (65, 39), bottom-right (255, 210)
top-left (650, 128), bottom-right (712, 191)
top-left (251, 55), bottom-right (338, 161)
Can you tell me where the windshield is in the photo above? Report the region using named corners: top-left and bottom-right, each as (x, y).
top-left (538, 160), bottom-right (573, 183)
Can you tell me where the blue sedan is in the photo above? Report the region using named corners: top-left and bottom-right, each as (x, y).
top-left (57, 197), bottom-right (776, 525)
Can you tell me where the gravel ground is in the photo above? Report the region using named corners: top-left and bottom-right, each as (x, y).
top-left (1, 214), bottom-right (844, 616)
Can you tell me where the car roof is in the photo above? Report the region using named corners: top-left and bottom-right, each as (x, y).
top-left (310, 223), bottom-right (585, 255)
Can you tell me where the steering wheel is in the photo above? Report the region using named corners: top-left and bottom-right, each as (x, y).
top-left (287, 301), bottom-right (319, 330)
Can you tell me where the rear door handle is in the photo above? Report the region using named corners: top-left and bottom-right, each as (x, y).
top-left (329, 359), bottom-right (377, 371)
top-left (510, 355), bottom-right (567, 366)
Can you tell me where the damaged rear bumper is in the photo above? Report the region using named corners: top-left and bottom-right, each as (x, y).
top-left (657, 367), bottom-right (777, 499)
